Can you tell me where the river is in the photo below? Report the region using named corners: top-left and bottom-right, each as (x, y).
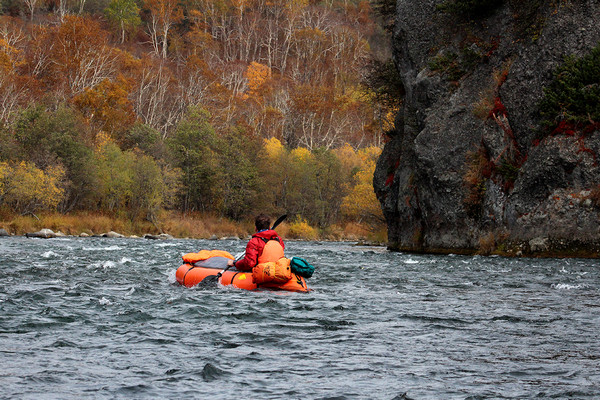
top-left (0, 236), bottom-right (599, 399)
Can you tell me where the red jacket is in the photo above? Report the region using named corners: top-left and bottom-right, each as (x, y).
top-left (234, 229), bottom-right (285, 272)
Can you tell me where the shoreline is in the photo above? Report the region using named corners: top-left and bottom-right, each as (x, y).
top-left (0, 211), bottom-right (387, 243)
top-left (2, 227), bottom-right (597, 258)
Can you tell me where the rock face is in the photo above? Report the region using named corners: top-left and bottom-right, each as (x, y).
top-left (374, 1), bottom-right (600, 256)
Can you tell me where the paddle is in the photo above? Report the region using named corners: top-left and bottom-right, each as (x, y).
top-left (198, 252), bottom-right (242, 287)
top-left (198, 214), bottom-right (287, 287)
top-left (197, 264), bottom-right (232, 287)
top-left (270, 214), bottom-right (287, 231)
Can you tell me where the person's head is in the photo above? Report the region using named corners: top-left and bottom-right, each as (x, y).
top-left (255, 214), bottom-right (271, 231)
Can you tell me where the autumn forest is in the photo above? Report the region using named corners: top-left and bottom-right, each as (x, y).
top-left (0, 0), bottom-right (396, 239)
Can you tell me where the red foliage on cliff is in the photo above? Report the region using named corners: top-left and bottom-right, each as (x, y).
top-left (488, 97), bottom-right (507, 119)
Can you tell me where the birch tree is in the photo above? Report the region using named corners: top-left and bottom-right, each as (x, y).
top-left (105, 0), bottom-right (141, 44)
top-left (144, 0), bottom-right (183, 59)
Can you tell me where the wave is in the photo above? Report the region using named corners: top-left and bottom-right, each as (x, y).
top-left (88, 260), bottom-right (117, 269)
top-left (98, 297), bottom-right (112, 305)
top-left (167, 269), bottom-right (177, 284)
top-left (155, 242), bottom-right (178, 247)
top-left (82, 245), bottom-right (122, 251)
top-left (552, 283), bottom-right (587, 290)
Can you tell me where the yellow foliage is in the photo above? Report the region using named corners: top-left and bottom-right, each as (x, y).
top-left (263, 137), bottom-right (285, 160)
top-left (333, 143), bottom-right (361, 177)
top-left (287, 217), bottom-right (318, 240)
top-left (188, 9), bottom-right (203, 20)
top-left (341, 179), bottom-right (382, 220)
top-left (0, 161), bottom-right (9, 197)
top-left (0, 161), bottom-right (66, 212)
top-left (341, 146), bottom-right (383, 221)
top-left (94, 131), bottom-right (114, 153)
top-left (290, 147), bottom-right (313, 163)
top-left (114, 48), bottom-right (142, 75)
top-left (382, 108), bottom-right (398, 132)
top-left (358, 146), bottom-right (382, 163)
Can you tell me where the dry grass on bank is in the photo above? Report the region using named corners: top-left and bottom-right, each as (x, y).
top-left (160, 212), bottom-right (253, 238)
top-left (0, 210), bottom-right (387, 242)
top-left (1, 212), bottom-right (153, 236)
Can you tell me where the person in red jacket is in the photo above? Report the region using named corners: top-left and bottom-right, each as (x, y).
top-left (228, 214), bottom-right (285, 272)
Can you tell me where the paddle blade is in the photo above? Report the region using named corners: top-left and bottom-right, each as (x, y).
top-left (197, 264), bottom-right (232, 288)
top-left (198, 274), bottom-right (220, 287)
top-left (271, 214), bottom-right (287, 230)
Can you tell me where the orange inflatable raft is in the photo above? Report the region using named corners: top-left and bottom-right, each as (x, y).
top-left (175, 250), bottom-right (310, 292)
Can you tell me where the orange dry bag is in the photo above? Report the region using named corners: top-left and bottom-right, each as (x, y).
top-left (182, 250), bottom-right (234, 264)
top-left (257, 239), bottom-right (285, 264)
top-left (253, 257), bottom-right (292, 284)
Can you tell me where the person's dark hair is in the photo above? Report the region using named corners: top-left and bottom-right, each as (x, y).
top-left (255, 214), bottom-right (271, 231)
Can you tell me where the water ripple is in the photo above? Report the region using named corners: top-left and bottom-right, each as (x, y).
top-left (0, 237), bottom-right (599, 399)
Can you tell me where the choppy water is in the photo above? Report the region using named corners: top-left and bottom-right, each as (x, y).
top-left (1, 236), bottom-right (599, 399)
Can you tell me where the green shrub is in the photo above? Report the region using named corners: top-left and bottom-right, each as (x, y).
top-left (539, 44), bottom-right (600, 134)
top-left (363, 59), bottom-right (404, 110)
top-left (429, 45), bottom-right (488, 82)
top-left (495, 158), bottom-right (520, 186)
top-left (167, 107), bottom-right (224, 213)
top-left (218, 128), bottom-right (262, 221)
top-left (13, 105), bottom-right (99, 211)
top-left (429, 52), bottom-right (463, 81)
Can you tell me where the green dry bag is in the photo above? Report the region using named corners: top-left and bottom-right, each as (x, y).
top-left (290, 257), bottom-right (315, 279)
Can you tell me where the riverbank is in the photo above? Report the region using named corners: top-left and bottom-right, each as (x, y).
top-left (0, 211), bottom-right (388, 243)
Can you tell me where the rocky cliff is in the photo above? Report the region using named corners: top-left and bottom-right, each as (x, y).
top-left (374, 0), bottom-right (600, 256)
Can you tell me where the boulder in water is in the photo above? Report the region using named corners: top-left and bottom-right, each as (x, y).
top-left (104, 231), bottom-right (124, 238)
top-left (144, 233), bottom-right (173, 240)
top-left (0, 228), bottom-right (9, 236)
top-left (26, 228), bottom-right (56, 238)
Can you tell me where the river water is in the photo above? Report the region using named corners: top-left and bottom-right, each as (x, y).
top-left (0, 236), bottom-right (599, 399)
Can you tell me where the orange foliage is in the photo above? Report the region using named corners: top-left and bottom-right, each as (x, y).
top-left (48, 16), bottom-right (116, 96)
top-left (245, 61), bottom-right (271, 96)
top-left (73, 77), bottom-right (136, 137)
top-left (0, 0), bottom-right (387, 148)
